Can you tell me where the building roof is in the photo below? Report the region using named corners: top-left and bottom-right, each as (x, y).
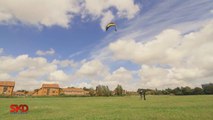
top-left (14, 91), bottom-right (25, 95)
top-left (42, 84), bottom-right (59, 88)
top-left (62, 88), bottom-right (85, 92)
top-left (26, 91), bottom-right (34, 95)
top-left (0, 81), bottom-right (15, 87)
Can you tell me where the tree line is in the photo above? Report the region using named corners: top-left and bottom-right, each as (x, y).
top-left (83, 84), bottom-right (127, 96)
top-left (16, 83), bottom-right (213, 97)
top-left (84, 83), bottom-right (213, 96)
top-left (145, 83), bottom-right (213, 95)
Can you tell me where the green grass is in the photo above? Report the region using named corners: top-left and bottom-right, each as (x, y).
top-left (0, 95), bottom-right (213, 120)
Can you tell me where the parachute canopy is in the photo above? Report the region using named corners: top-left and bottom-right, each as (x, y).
top-left (106, 22), bottom-right (117, 31)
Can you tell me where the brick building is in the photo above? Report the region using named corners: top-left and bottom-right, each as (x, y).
top-left (0, 81), bottom-right (15, 96)
top-left (62, 87), bottom-right (89, 96)
top-left (33, 84), bottom-right (60, 96)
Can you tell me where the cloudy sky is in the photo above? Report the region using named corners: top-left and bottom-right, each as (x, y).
top-left (0, 0), bottom-right (213, 91)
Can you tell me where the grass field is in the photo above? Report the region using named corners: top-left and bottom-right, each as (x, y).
top-left (0, 95), bottom-right (213, 120)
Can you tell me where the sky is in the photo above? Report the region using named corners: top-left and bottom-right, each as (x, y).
top-left (0, 0), bottom-right (213, 91)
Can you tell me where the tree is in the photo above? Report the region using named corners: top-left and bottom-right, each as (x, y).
top-left (181, 86), bottom-right (193, 95)
top-left (114, 85), bottom-right (123, 96)
top-left (172, 87), bottom-right (183, 95)
top-left (202, 83), bottom-right (213, 94)
top-left (83, 87), bottom-right (95, 96)
top-left (102, 86), bottom-right (110, 96)
top-left (162, 90), bottom-right (169, 95)
top-left (96, 85), bottom-right (103, 96)
top-left (96, 85), bottom-right (111, 96)
top-left (155, 88), bottom-right (163, 95)
top-left (83, 87), bottom-right (89, 91)
top-left (165, 88), bottom-right (173, 95)
top-left (193, 87), bottom-right (203, 95)
top-left (88, 88), bottom-right (96, 96)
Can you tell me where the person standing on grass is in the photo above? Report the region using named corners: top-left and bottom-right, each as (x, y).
top-left (143, 89), bottom-right (146, 100)
top-left (138, 89), bottom-right (146, 100)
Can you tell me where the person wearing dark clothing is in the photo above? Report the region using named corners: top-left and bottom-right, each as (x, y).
top-left (138, 89), bottom-right (146, 100)
top-left (143, 90), bottom-right (146, 100)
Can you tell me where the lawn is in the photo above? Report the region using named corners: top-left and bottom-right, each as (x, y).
top-left (0, 95), bottom-right (213, 120)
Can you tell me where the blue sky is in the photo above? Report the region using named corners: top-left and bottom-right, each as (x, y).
top-left (0, 0), bottom-right (212, 60)
top-left (0, 18), bottom-right (104, 60)
top-left (0, 0), bottom-right (213, 90)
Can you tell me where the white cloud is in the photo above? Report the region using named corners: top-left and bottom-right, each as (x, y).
top-left (52, 59), bottom-right (77, 68)
top-left (83, 0), bottom-right (139, 30)
top-left (109, 0), bottom-right (140, 19)
top-left (0, 72), bottom-right (11, 79)
top-left (105, 67), bottom-right (132, 81)
top-left (0, 12), bottom-right (13, 23)
top-left (0, 54), bottom-right (48, 73)
top-left (88, 20), bottom-right (213, 89)
top-left (14, 78), bottom-right (42, 91)
top-left (90, 80), bottom-right (119, 90)
top-left (95, 0), bottom-right (213, 48)
top-left (0, 54), bottom-right (57, 80)
top-left (102, 67), bottom-right (134, 90)
top-left (210, 9), bottom-right (213, 14)
top-left (138, 65), bottom-right (189, 89)
top-left (36, 48), bottom-right (55, 56)
top-left (109, 21), bottom-right (213, 66)
top-left (0, 48), bottom-right (3, 54)
top-left (0, 54), bottom-right (77, 90)
top-left (83, 0), bottom-right (139, 19)
top-left (100, 11), bottom-right (114, 30)
top-left (18, 63), bottom-right (57, 79)
top-left (72, 66), bottom-right (135, 90)
top-left (82, 0), bottom-right (106, 17)
top-left (137, 65), bottom-right (208, 89)
top-left (0, 0), bottom-right (140, 29)
top-left (0, 0), bottom-right (80, 28)
top-left (76, 59), bottom-right (109, 78)
top-left (72, 82), bottom-right (92, 88)
top-left (49, 70), bottom-right (69, 81)
top-left (108, 20), bottom-right (213, 88)
top-left (109, 29), bottom-right (182, 64)
top-left (69, 61), bottom-right (135, 90)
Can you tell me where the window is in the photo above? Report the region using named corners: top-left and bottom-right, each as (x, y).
top-left (47, 88), bottom-right (50, 95)
top-left (3, 86), bottom-right (8, 93)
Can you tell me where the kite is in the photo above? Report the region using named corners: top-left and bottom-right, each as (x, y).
top-left (106, 22), bottom-right (117, 31)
